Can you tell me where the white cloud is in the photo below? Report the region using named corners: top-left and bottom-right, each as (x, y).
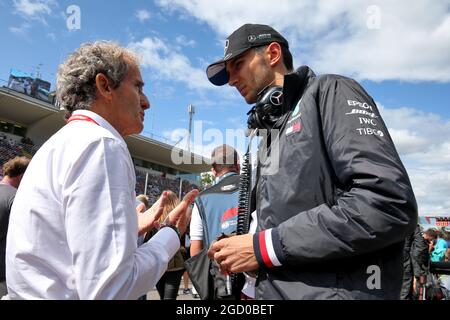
top-left (13, 0), bottom-right (56, 24)
top-left (388, 129), bottom-right (428, 155)
top-left (128, 36), bottom-right (212, 90)
top-left (135, 9), bottom-right (151, 22)
top-left (379, 105), bottom-right (450, 155)
top-left (128, 33), bottom-right (252, 105)
top-left (9, 23), bottom-right (31, 36)
top-left (378, 104), bottom-right (450, 215)
top-left (407, 168), bottom-right (450, 215)
top-left (163, 128), bottom-right (189, 145)
top-left (155, 0), bottom-right (450, 82)
top-left (175, 35), bottom-right (196, 47)
top-left (46, 32), bottom-right (56, 41)
top-left (411, 142), bottom-right (450, 166)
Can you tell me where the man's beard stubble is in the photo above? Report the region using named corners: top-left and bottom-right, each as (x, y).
top-left (247, 58), bottom-right (274, 104)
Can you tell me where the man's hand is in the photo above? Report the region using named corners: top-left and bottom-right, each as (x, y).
top-left (164, 189), bottom-right (198, 235)
top-left (137, 191), bottom-right (167, 236)
top-left (207, 233), bottom-right (259, 274)
top-left (176, 204), bottom-right (193, 236)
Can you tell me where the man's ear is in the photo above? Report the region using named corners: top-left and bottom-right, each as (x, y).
top-left (266, 42), bottom-right (282, 67)
top-left (95, 73), bottom-right (113, 101)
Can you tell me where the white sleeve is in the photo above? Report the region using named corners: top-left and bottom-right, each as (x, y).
top-left (249, 210), bottom-right (258, 234)
top-left (189, 203), bottom-right (203, 241)
top-left (135, 199), bottom-right (145, 246)
top-left (64, 138), bottom-right (179, 300)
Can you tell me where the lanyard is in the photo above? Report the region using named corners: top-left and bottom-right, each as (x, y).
top-left (66, 114), bottom-right (100, 126)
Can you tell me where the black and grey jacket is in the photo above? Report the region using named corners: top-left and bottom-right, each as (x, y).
top-left (251, 66), bottom-right (418, 299)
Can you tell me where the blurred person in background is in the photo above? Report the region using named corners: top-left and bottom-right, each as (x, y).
top-left (0, 156), bottom-right (30, 297)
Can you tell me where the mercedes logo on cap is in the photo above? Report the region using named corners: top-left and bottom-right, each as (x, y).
top-left (248, 35), bottom-right (257, 42)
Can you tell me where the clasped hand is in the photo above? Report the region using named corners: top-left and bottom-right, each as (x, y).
top-left (137, 189), bottom-right (198, 236)
top-left (207, 233), bottom-right (259, 274)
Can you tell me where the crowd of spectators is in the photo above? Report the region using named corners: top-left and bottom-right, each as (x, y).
top-left (135, 168), bottom-right (199, 204)
top-left (0, 135), bottom-right (37, 176)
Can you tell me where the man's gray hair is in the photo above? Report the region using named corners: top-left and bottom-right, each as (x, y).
top-left (56, 41), bottom-right (139, 119)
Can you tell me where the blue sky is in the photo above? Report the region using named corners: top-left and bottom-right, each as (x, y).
top-left (0, 0), bottom-right (449, 215)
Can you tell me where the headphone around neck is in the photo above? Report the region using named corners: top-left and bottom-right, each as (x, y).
top-left (246, 86), bottom-right (284, 131)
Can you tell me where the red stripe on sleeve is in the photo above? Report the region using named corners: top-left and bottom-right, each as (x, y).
top-left (259, 231), bottom-right (274, 268)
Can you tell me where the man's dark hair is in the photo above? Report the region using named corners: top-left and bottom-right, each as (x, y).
top-left (2, 156), bottom-right (31, 178)
top-left (255, 44), bottom-right (293, 72)
top-left (281, 45), bottom-right (293, 72)
top-left (211, 144), bottom-right (239, 174)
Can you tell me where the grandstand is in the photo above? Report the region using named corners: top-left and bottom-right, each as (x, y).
top-left (419, 216), bottom-right (450, 232)
top-left (0, 85), bottom-right (211, 201)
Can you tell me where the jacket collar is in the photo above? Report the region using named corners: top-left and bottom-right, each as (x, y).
top-left (71, 110), bottom-right (125, 145)
top-left (282, 65), bottom-right (316, 114)
top-left (214, 171), bottom-right (238, 184)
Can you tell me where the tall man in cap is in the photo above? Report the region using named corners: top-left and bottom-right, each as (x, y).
top-left (207, 24), bottom-right (417, 299)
